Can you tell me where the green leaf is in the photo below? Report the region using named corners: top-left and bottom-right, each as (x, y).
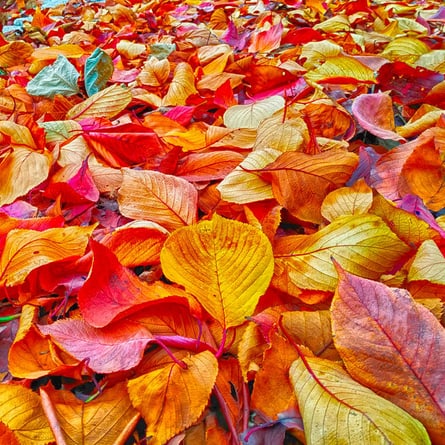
top-left (84, 48), bottom-right (114, 97)
top-left (26, 55), bottom-right (80, 98)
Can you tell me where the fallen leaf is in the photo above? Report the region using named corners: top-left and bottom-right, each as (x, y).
top-left (160, 214), bottom-right (274, 328)
top-left (332, 265), bottom-right (445, 442)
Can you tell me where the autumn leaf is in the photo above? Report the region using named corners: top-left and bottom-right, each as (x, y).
top-left (260, 148), bottom-right (359, 223)
top-left (160, 214), bottom-right (274, 328)
top-left (66, 84), bottom-right (132, 120)
top-left (127, 351), bottom-right (218, 445)
top-left (0, 384), bottom-right (54, 445)
top-left (332, 265), bottom-right (445, 443)
top-left (118, 168), bottom-right (198, 231)
top-left (38, 318), bottom-right (153, 374)
top-left (0, 225), bottom-right (94, 287)
top-left (273, 214), bottom-right (411, 295)
top-left (290, 356), bottom-right (431, 445)
top-left (40, 382), bottom-right (140, 445)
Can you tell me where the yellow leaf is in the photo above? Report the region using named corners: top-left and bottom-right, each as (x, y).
top-left (321, 178), bottom-right (373, 222)
top-left (408, 239), bottom-right (445, 284)
top-left (290, 356), bottom-right (431, 445)
top-left (300, 40), bottom-right (342, 70)
top-left (162, 62), bottom-right (198, 106)
top-left (381, 37), bottom-right (430, 63)
top-left (223, 95), bottom-right (285, 129)
top-left (416, 50), bottom-right (445, 73)
top-left (273, 214), bottom-right (411, 293)
top-left (116, 40), bottom-right (146, 59)
top-left (0, 147), bottom-right (52, 206)
top-left (0, 225), bottom-right (94, 287)
top-left (66, 84), bottom-right (132, 120)
top-left (40, 382), bottom-right (140, 445)
top-left (313, 15), bottom-right (351, 32)
top-left (127, 351), bottom-right (218, 445)
top-left (305, 55), bottom-right (376, 84)
top-left (160, 214), bottom-right (274, 327)
top-left (31, 44), bottom-right (84, 61)
top-left (216, 148), bottom-right (279, 204)
top-left (0, 384), bottom-right (54, 445)
top-left (0, 121), bottom-right (38, 150)
top-left (0, 41), bottom-right (33, 67)
top-left (118, 168), bottom-right (198, 231)
top-left (137, 57), bottom-right (170, 87)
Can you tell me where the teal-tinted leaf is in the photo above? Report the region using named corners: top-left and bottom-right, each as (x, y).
top-left (26, 55), bottom-right (80, 98)
top-left (150, 43), bottom-right (176, 60)
top-left (84, 47), bottom-right (114, 97)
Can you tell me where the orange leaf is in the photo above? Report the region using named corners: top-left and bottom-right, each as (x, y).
top-left (0, 147), bottom-right (52, 206)
top-left (127, 351), bottom-right (218, 445)
top-left (8, 305), bottom-right (80, 379)
top-left (262, 149), bottom-right (358, 224)
top-left (160, 214), bottom-right (274, 328)
top-left (0, 225), bottom-right (94, 287)
top-left (0, 383), bottom-right (54, 445)
top-left (118, 168), bottom-right (198, 231)
top-left (40, 382), bottom-right (140, 445)
top-left (251, 332), bottom-right (299, 420)
top-left (332, 265), bottom-right (445, 443)
top-left (281, 310), bottom-right (339, 361)
top-left (0, 41), bottom-right (33, 67)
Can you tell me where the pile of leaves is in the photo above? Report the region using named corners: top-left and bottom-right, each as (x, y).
top-left (0, 0), bottom-right (445, 443)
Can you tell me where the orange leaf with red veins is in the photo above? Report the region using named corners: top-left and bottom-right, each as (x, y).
top-left (66, 84), bottom-right (132, 120)
top-left (78, 240), bottom-right (196, 328)
top-left (127, 351), bottom-right (218, 445)
top-left (0, 147), bottom-right (52, 206)
top-left (0, 383), bottom-right (54, 445)
top-left (118, 168), bottom-right (198, 231)
top-left (40, 382), bottom-right (140, 445)
top-left (273, 214), bottom-right (411, 294)
top-left (101, 221), bottom-right (168, 267)
top-left (262, 149), bottom-right (358, 224)
top-left (160, 214), bottom-right (274, 328)
top-left (351, 93), bottom-right (405, 141)
top-left (38, 318), bottom-right (153, 373)
top-left (175, 151), bottom-right (244, 182)
top-left (332, 265), bottom-right (445, 443)
top-left (251, 332), bottom-right (299, 420)
top-left (0, 225), bottom-right (94, 288)
top-left (162, 62), bottom-right (198, 107)
top-left (9, 305), bottom-right (80, 379)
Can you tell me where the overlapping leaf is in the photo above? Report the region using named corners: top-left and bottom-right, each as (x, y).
top-left (332, 265), bottom-right (445, 442)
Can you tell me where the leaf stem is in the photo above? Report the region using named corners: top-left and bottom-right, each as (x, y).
top-left (213, 384), bottom-right (239, 445)
top-left (0, 313), bottom-right (21, 323)
top-left (216, 328), bottom-right (227, 358)
top-left (155, 338), bottom-right (188, 369)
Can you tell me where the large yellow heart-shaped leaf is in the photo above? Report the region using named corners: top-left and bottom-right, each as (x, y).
top-left (290, 356), bottom-right (431, 445)
top-left (160, 214), bottom-right (274, 327)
